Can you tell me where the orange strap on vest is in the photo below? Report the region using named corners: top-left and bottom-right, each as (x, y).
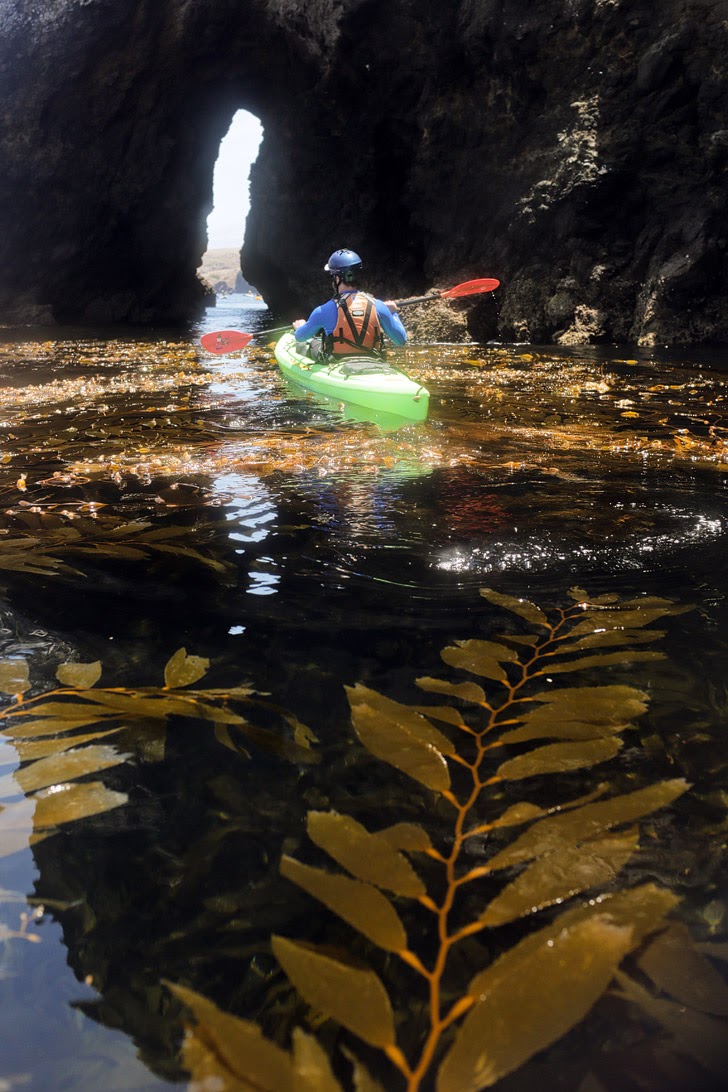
top-left (327, 292), bottom-right (384, 356)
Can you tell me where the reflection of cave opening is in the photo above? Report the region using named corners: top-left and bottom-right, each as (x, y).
top-left (198, 109), bottom-right (263, 295)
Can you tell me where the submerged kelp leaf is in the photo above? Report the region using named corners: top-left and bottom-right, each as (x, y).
top-left (166, 981), bottom-right (294, 1092)
top-left (203, 685), bottom-right (259, 699)
top-left (141, 541), bottom-right (231, 576)
top-left (567, 606), bottom-right (688, 638)
top-left (440, 640), bottom-right (518, 683)
top-left (280, 857), bottom-right (407, 952)
top-left (289, 715), bottom-right (319, 751)
top-left (213, 722), bottom-right (239, 753)
top-left (1, 716), bottom-right (115, 739)
top-left (556, 883), bottom-right (679, 944)
top-left (10, 728), bottom-right (121, 763)
top-left (479, 588), bottom-right (549, 627)
top-left (499, 718), bottom-right (634, 745)
top-left (375, 822), bottom-right (433, 853)
top-left (164, 648), bottom-right (210, 689)
top-left (486, 786), bottom-right (610, 832)
top-left (292, 1029), bottom-right (344, 1092)
top-left (526, 684), bottom-right (649, 717)
top-left (27, 687), bottom-right (207, 724)
top-left (3, 744), bottom-right (124, 797)
top-left (411, 705), bottom-right (467, 729)
top-left (347, 697), bottom-right (451, 794)
top-left (0, 513), bottom-right (235, 583)
top-left (4, 699), bottom-right (118, 722)
top-left (0, 546), bottom-right (75, 577)
top-left (415, 677), bottom-right (487, 705)
top-left (567, 588), bottom-right (620, 605)
top-left (55, 661), bottom-right (102, 688)
top-left (0, 526), bottom-right (85, 575)
top-left (614, 972), bottom-right (728, 1078)
top-left (638, 923), bottom-right (728, 1016)
top-left (499, 685), bottom-right (648, 744)
top-left (479, 828), bottom-right (640, 926)
top-left (496, 737), bottom-right (622, 780)
top-left (347, 685), bottom-right (457, 755)
top-left (0, 659), bottom-right (30, 695)
top-left (32, 781), bottom-right (128, 828)
top-left (75, 544), bottom-right (150, 560)
top-left (619, 597), bottom-right (684, 609)
top-left (66, 689), bottom-right (233, 721)
top-left (487, 802), bottom-right (545, 829)
top-left (485, 780), bottom-right (689, 872)
top-left (542, 650), bottom-right (666, 674)
top-left (554, 629), bottom-right (666, 654)
top-left (496, 634), bottom-right (540, 648)
top-left (178, 1025), bottom-right (269, 1092)
top-left (438, 917), bottom-right (635, 1092)
top-left (272, 937), bottom-right (396, 1048)
top-left (307, 812), bottom-right (425, 898)
top-left (233, 721), bottom-right (319, 766)
top-left (1, 711), bottom-right (117, 738)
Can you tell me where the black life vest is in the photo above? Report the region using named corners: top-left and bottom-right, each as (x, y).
top-left (325, 291), bottom-right (384, 356)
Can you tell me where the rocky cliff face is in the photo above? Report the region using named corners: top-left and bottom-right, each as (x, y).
top-left (1, 0), bottom-right (727, 345)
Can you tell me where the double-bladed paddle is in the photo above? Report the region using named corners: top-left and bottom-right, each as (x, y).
top-left (199, 276), bottom-right (500, 354)
top-left (394, 277), bottom-right (500, 307)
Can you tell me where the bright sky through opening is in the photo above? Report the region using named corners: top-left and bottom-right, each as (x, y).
top-left (205, 110), bottom-right (263, 250)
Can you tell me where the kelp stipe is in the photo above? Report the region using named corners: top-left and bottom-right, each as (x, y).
top-left (168, 589), bottom-right (728, 1090)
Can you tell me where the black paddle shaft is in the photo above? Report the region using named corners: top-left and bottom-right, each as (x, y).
top-left (395, 292), bottom-right (444, 309)
top-left (394, 278), bottom-right (499, 309)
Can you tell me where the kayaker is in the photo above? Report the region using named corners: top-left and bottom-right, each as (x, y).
top-left (292, 248), bottom-right (407, 358)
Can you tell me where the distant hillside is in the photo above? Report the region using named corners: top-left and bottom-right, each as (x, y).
top-left (197, 248), bottom-right (257, 295)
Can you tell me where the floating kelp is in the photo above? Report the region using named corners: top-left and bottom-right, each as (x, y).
top-left (169, 589), bottom-right (728, 1091)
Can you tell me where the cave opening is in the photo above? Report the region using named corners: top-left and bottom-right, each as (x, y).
top-left (198, 109), bottom-right (263, 295)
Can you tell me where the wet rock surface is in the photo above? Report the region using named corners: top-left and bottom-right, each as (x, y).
top-left (1, 0), bottom-right (727, 344)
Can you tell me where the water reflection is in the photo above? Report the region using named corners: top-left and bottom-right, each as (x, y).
top-left (0, 298), bottom-right (727, 1088)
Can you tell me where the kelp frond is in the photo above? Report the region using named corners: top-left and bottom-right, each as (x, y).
top-left (0, 649), bottom-right (318, 861)
top-left (169, 587), bottom-right (728, 1090)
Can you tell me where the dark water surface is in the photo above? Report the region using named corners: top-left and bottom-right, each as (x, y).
top-left (1, 298), bottom-right (727, 1090)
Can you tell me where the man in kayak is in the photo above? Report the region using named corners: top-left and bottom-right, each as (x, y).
top-left (292, 248), bottom-right (407, 359)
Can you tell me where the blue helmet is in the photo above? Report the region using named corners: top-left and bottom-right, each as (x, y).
top-left (324, 248), bottom-right (363, 280)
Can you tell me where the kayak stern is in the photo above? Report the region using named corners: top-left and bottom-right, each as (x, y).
top-left (274, 332), bottom-right (429, 421)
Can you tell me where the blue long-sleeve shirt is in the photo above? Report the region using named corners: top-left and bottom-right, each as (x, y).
top-left (294, 291), bottom-right (407, 346)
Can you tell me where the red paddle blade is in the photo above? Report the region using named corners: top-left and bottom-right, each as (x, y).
top-left (441, 278), bottom-right (500, 299)
top-left (200, 329), bottom-right (254, 354)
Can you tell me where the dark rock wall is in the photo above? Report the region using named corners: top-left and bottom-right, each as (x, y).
top-left (1, 0), bottom-right (727, 343)
top-left (0, 0), bottom-right (290, 323)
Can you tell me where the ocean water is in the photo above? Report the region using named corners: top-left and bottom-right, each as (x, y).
top-left (0, 297), bottom-right (727, 1090)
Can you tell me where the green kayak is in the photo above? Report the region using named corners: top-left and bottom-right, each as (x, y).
top-left (273, 332), bottom-right (429, 421)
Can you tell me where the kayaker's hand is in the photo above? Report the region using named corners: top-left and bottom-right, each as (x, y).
top-left (384, 300), bottom-right (399, 313)
top-left (292, 319), bottom-right (305, 330)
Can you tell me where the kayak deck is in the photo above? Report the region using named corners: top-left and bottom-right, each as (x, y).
top-left (273, 332), bottom-right (429, 421)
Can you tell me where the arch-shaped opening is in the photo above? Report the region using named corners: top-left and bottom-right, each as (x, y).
top-left (198, 109), bottom-right (263, 297)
